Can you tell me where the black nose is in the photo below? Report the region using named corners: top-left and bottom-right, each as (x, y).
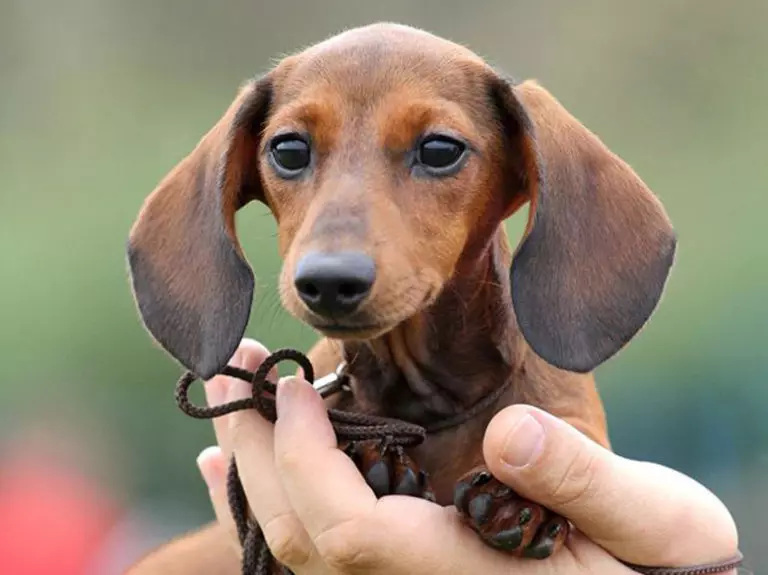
top-left (293, 251), bottom-right (376, 317)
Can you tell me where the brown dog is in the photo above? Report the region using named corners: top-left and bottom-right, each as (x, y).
top-left (126, 22), bottom-right (676, 573)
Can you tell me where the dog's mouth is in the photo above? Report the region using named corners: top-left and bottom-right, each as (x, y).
top-left (304, 287), bottom-right (439, 341)
top-left (309, 320), bottom-right (391, 340)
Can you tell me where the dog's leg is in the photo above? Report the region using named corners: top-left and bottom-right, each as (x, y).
top-left (453, 467), bottom-right (569, 558)
top-left (342, 440), bottom-right (436, 500)
top-left (304, 340), bottom-right (440, 502)
top-left (453, 417), bottom-right (607, 558)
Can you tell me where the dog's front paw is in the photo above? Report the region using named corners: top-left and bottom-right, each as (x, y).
top-left (454, 466), bottom-right (569, 559)
top-left (342, 440), bottom-right (436, 501)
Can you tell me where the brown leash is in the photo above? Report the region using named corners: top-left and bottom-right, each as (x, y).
top-left (174, 348), bottom-right (745, 575)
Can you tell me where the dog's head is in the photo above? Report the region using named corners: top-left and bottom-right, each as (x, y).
top-left (127, 23), bottom-right (676, 380)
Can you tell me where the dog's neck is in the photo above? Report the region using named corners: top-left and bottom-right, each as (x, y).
top-left (341, 227), bottom-right (523, 426)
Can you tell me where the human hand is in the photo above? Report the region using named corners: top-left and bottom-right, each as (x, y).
top-left (196, 340), bottom-right (741, 574)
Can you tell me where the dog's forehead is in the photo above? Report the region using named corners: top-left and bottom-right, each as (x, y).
top-left (271, 23), bottom-right (490, 106)
top-left (300, 23), bottom-right (483, 63)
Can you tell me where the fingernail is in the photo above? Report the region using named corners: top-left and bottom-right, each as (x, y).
top-left (197, 446), bottom-right (224, 490)
top-left (276, 378), bottom-right (302, 418)
top-left (501, 414), bottom-right (545, 468)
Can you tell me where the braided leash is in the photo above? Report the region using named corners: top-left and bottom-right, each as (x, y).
top-left (174, 347), bottom-right (744, 575)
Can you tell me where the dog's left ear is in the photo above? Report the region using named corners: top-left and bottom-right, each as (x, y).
top-left (126, 77), bottom-right (272, 379)
top-left (490, 77), bottom-right (677, 373)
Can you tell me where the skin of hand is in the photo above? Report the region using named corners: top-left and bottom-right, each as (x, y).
top-left (196, 339), bottom-right (740, 574)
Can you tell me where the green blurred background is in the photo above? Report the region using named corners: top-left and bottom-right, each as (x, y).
top-left (1, 1), bottom-right (766, 572)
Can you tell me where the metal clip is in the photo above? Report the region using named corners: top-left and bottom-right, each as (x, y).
top-left (312, 361), bottom-right (350, 398)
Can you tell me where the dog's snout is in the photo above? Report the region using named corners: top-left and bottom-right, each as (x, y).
top-left (294, 251), bottom-right (376, 317)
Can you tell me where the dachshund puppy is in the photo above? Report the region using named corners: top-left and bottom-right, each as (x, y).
top-left (126, 22), bottom-right (676, 572)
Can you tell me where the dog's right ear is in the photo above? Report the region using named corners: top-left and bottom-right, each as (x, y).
top-left (126, 77), bottom-right (272, 380)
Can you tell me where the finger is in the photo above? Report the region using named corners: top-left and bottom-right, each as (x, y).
top-left (273, 377), bottom-right (378, 547)
top-left (483, 405), bottom-right (739, 567)
top-left (227, 374), bottom-right (316, 570)
top-left (203, 339), bottom-right (276, 456)
top-left (197, 445), bottom-right (241, 553)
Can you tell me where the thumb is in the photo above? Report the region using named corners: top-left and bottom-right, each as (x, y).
top-left (482, 405), bottom-right (738, 567)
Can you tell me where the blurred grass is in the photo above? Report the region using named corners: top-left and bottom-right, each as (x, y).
top-left (1, 0), bottom-right (766, 569)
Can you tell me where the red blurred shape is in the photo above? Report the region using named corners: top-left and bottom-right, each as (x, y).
top-left (0, 455), bottom-right (118, 575)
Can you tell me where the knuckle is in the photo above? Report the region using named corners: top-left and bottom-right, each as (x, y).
top-left (262, 511), bottom-right (313, 568)
top-left (549, 443), bottom-right (602, 509)
top-left (313, 518), bottom-right (376, 572)
top-left (275, 447), bottom-right (305, 474)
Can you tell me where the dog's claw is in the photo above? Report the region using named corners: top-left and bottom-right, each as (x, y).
top-left (454, 466), bottom-right (569, 559)
top-left (341, 440), bottom-right (435, 501)
top-left (523, 517), bottom-right (568, 558)
top-left (470, 470), bottom-right (493, 487)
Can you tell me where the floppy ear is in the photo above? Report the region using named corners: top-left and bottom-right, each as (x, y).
top-left (491, 78), bottom-right (677, 373)
top-left (126, 77), bottom-right (272, 380)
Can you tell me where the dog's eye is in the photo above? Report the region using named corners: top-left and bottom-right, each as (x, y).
top-left (416, 136), bottom-right (467, 174)
top-left (270, 135), bottom-right (311, 176)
